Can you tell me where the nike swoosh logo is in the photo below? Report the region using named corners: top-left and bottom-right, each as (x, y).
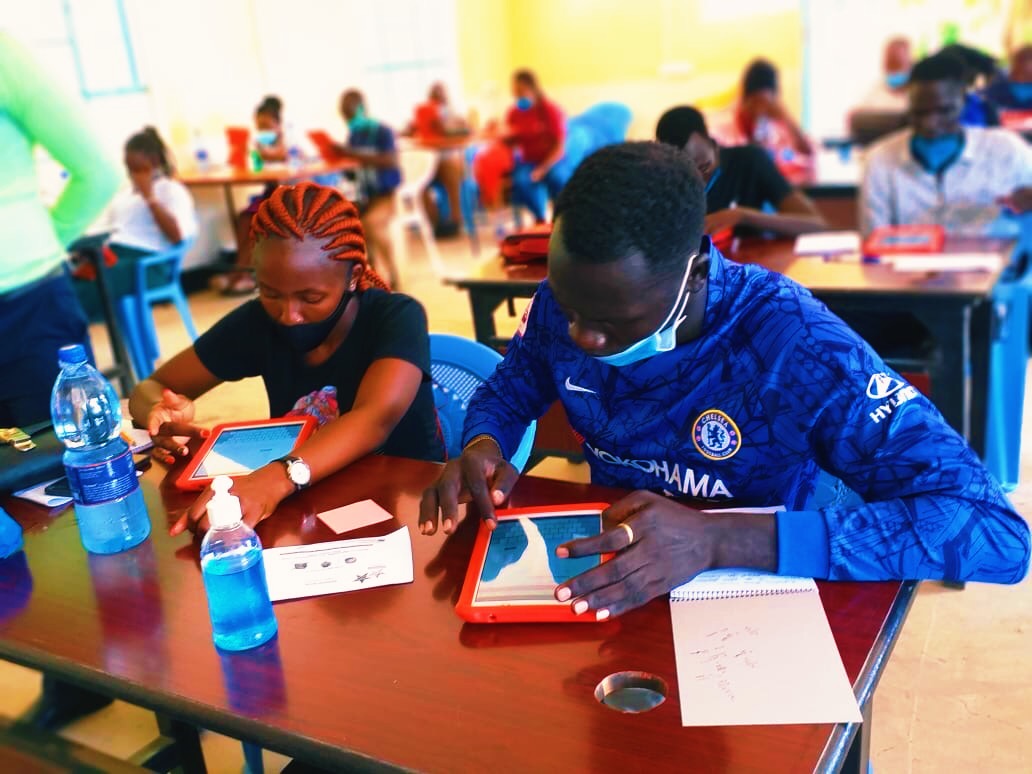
top-left (564, 377), bottom-right (596, 395)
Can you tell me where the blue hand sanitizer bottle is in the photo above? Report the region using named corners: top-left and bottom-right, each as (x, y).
top-left (200, 476), bottom-right (278, 651)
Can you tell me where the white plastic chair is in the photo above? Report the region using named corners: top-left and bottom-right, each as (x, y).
top-left (392, 148), bottom-right (448, 277)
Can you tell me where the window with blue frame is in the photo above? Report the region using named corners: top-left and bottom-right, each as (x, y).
top-left (63, 0), bottom-right (144, 97)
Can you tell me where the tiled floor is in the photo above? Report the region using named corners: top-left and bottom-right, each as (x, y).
top-left (2, 231), bottom-right (1031, 772)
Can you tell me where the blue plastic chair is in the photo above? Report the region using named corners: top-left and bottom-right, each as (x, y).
top-left (115, 238), bottom-right (198, 379)
top-left (983, 214), bottom-right (1032, 490)
top-left (429, 333), bottom-right (536, 471)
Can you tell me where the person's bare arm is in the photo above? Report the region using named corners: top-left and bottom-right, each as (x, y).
top-left (174, 357), bottom-right (424, 533)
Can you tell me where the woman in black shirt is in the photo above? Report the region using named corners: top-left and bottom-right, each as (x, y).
top-left (129, 182), bottom-right (443, 532)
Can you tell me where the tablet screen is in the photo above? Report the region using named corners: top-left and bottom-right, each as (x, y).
top-left (473, 511), bottom-right (602, 606)
top-left (190, 423), bottom-right (307, 479)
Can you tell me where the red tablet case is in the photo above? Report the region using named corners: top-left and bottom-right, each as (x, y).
top-left (175, 416), bottom-right (317, 491)
top-left (456, 503), bottom-right (614, 624)
top-left (862, 224), bottom-right (945, 256)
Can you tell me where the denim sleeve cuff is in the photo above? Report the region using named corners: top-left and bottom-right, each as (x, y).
top-left (776, 510), bottom-right (831, 578)
top-left (462, 421), bottom-right (517, 461)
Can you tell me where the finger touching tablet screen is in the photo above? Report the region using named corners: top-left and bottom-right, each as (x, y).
top-left (456, 504), bottom-right (612, 623)
top-left (176, 417), bottom-right (317, 490)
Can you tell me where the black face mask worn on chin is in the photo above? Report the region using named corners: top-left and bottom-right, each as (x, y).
top-left (274, 288), bottom-right (355, 353)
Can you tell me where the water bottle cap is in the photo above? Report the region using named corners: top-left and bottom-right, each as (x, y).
top-left (207, 476), bottom-right (244, 528)
top-left (58, 344), bottom-right (88, 366)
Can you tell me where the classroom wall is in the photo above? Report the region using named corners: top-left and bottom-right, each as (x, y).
top-left (454, 0), bottom-right (804, 140)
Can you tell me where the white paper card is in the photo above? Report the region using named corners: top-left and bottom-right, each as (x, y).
top-left (263, 526), bottom-right (413, 602)
top-left (794, 231), bottom-right (861, 256)
top-left (12, 477), bottom-right (73, 508)
top-left (889, 253), bottom-right (1003, 273)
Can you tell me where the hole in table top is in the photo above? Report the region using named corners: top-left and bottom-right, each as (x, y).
top-left (594, 671), bottom-right (668, 713)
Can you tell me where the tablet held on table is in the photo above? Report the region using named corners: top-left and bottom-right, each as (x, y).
top-left (176, 417), bottom-right (317, 491)
top-left (456, 503), bottom-right (612, 624)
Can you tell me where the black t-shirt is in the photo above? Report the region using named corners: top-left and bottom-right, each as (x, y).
top-left (194, 290), bottom-right (444, 462)
top-left (706, 145), bottom-right (793, 213)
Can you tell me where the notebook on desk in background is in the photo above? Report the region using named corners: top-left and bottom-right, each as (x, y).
top-left (669, 511), bottom-right (860, 727)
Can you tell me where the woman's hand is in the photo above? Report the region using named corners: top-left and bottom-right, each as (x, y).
top-left (553, 491), bottom-right (777, 620)
top-left (170, 463), bottom-right (295, 536)
top-left (147, 388), bottom-right (206, 464)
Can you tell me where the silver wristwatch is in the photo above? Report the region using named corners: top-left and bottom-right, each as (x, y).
top-left (280, 456), bottom-right (312, 492)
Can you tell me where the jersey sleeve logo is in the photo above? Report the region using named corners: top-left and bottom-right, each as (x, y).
top-left (516, 294), bottom-right (536, 337)
top-left (692, 409), bottom-right (742, 461)
top-left (866, 372), bottom-right (905, 400)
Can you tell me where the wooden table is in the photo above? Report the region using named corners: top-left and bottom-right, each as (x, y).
top-left (0, 456), bottom-right (914, 773)
top-left (447, 238), bottom-right (1014, 458)
top-left (180, 160), bottom-right (358, 228)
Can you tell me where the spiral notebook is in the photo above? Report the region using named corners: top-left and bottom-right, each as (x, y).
top-left (669, 507), bottom-right (860, 727)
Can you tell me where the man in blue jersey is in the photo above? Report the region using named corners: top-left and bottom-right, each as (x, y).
top-left (419, 142), bottom-right (1029, 621)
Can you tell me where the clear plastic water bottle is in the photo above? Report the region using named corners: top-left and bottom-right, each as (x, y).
top-left (50, 344), bottom-right (150, 555)
top-left (192, 130), bottom-right (211, 172)
top-left (200, 477), bottom-right (278, 651)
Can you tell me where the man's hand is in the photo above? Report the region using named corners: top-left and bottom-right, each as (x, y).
top-left (553, 491), bottom-right (777, 620)
top-left (703, 207), bottom-right (749, 234)
top-left (170, 463), bottom-right (295, 536)
top-left (419, 437), bottom-right (519, 536)
top-left (146, 389), bottom-right (206, 464)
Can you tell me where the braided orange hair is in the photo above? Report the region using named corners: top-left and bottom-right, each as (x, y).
top-left (250, 181), bottom-right (390, 291)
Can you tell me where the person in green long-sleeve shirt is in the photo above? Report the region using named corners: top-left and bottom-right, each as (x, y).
top-left (0, 31), bottom-right (120, 427)
top-left (0, 31), bottom-right (121, 732)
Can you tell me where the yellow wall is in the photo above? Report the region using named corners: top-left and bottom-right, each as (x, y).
top-left (456, 0), bottom-right (804, 139)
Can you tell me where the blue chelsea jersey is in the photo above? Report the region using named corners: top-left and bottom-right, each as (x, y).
top-left (463, 245), bottom-right (1030, 583)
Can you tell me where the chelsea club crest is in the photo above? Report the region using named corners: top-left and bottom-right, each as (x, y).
top-left (692, 410), bottom-right (741, 461)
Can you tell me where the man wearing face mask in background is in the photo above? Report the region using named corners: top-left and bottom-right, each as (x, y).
top-left (335, 89), bottom-right (402, 288)
top-left (984, 44), bottom-right (1032, 113)
top-left (861, 37), bottom-right (914, 112)
top-left (419, 143), bottom-right (1029, 619)
top-left (862, 52), bottom-right (1032, 236)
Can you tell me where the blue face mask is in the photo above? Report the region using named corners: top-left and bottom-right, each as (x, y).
top-left (704, 166), bottom-right (721, 194)
top-left (255, 130), bottom-right (279, 146)
top-left (885, 70), bottom-right (909, 89)
top-left (347, 105), bottom-right (377, 133)
top-left (1010, 82), bottom-right (1032, 103)
top-left (516, 97), bottom-right (533, 111)
top-left (910, 133), bottom-right (964, 174)
top-left (593, 255), bottom-right (698, 368)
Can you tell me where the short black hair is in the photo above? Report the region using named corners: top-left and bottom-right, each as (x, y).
top-left (256, 95), bottom-right (282, 122)
top-left (743, 59), bottom-right (778, 96)
top-left (909, 52), bottom-right (968, 87)
top-left (554, 142), bottom-right (704, 273)
top-left (939, 43), bottom-right (998, 83)
top-left (655, 106), bottom-right (709, 148)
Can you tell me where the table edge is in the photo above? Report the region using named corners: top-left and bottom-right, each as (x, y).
top-left (814, 579), bottom-right (919, 773)
top-left (0, 640), bottom-right (407, 773)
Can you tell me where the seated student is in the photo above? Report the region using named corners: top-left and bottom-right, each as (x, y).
top-left (505, 69), bottom-right (566, 224)
top-left (411, 82), bottom-right (468, 237)
top-left (862, 52), bottom-right (1032, 237)
top-left (129, 182), bottom-right (444, 531)
top-left (335, 89), bottom-right (402, 289)
top-left (656, 106), bottom-right (826, 237)
top-left (215, 95), bottom-right (286, 296)
top-left (732, 59), bottom-right (815, 185)
top-left (939, 44), bottom-right (1002, 128)
top-left (419, 142), bottom-right (1029, 616)
top-left (983, 44), bottom-right (1032, 113)
top-left (73, 127), bottom-right (197, 317)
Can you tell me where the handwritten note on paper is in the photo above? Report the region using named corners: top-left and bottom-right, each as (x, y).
top-left (670, 592), bottom-right (862, 726)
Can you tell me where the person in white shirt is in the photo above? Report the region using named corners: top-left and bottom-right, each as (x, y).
top-left (109, 126), bottom-right (197, 251)
top-left (861, 52), bottom-right (1032, 237)
top-left (72, 127), bottom-right (197, 320)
